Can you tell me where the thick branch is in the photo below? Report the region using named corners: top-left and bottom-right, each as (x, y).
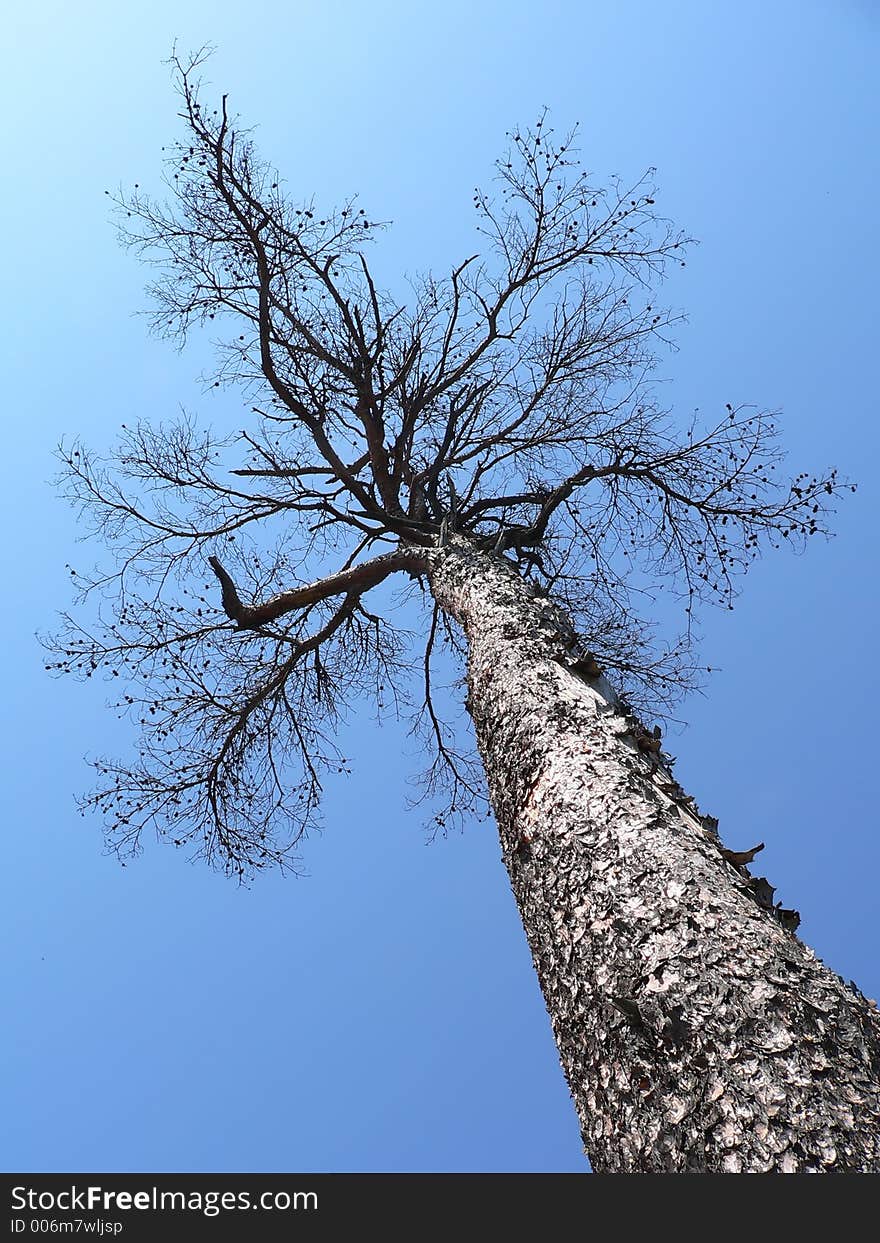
top-left (208, 547), bottom-right (427, 629)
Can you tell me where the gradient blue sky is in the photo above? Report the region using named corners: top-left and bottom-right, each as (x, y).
top-left (3, 1), bottom-right (878, 1173)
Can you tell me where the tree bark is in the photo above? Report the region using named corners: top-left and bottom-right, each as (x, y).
top-left (427, 537), bottom-right (880, 1172)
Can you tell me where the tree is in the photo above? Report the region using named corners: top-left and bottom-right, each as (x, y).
top-left (47, 51), bottom-right (880, 1171)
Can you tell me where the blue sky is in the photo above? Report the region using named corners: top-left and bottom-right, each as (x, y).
top-left (2, 1), bottom-right (878, 1172)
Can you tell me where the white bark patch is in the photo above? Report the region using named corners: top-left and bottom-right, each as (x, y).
top-left (705, 1079), bottom-right (725, 1103)
top-left (752, 1024), bottom-right (795, 1054)
top-left (665, 1096), bottom-right (691, 1125)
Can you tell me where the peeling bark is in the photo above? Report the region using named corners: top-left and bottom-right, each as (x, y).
top-left (428, 538), bottom-right (880, 1173)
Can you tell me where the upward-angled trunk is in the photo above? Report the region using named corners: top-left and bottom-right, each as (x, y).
top-left (427, 538), bottom-right (880, 1172)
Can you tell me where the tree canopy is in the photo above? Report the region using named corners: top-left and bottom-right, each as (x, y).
top-left (46, 51), bottom-right (848, 878)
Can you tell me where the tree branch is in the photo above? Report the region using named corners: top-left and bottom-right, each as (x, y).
top-left (208, 547), bottom-right (428, 629)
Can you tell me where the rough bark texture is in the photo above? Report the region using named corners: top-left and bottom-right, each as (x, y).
top-left (428, 537), bottom-right (880, 1172)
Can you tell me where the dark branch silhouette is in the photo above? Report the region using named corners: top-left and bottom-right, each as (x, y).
top-left (46, 48), bottom-right (849, 878)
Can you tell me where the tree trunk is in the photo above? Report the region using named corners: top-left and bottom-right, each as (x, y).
top-left (427, 538), bottom-right (880, 1172)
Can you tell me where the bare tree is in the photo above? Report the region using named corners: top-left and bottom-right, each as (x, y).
top-left (47, 52), bottom-right (880, 1171)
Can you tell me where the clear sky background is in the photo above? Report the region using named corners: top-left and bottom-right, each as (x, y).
top-left (2, 1), bottom-right (878, 1173)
